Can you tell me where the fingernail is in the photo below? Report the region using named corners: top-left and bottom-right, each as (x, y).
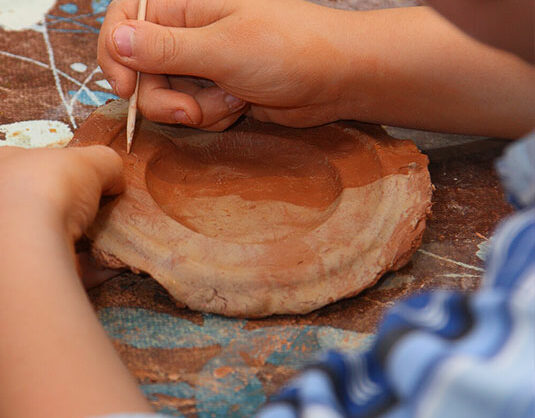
top-left (174, 110), bottom-right (193, 124)
top-left (113, 25), bottom-right (134, 57)
top-left (224, 94), bottom-right (245, 111)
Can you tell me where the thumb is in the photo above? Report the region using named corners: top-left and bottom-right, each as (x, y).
top-left (108, 20), bottom-right (221, 79)
top-left (70, 146), bottom-right (125, 196)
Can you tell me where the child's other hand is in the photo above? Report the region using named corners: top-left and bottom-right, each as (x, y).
top-left (0, 146), bottom-right (123, 241)
top-left (98, 0), bottom-right (354, 130)
top-left (0, 147), bottom-right (151, 418)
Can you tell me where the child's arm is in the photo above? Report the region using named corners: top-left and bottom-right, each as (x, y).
top-left (98, 0), bottom-right (535, 138)
top-left (0, 146), bottom-right (152, 417)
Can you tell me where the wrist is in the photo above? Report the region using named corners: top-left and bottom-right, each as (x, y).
top-left (314, 8), bottom-right (373, 122)
top-left (0, 187), bottom-right (70, 244)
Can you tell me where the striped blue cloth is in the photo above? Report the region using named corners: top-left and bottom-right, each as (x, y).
top-left (257, 132), bottom-right (535, 418)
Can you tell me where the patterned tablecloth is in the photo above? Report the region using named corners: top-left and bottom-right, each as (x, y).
top-left (0, 1), bottom-right (512, 416)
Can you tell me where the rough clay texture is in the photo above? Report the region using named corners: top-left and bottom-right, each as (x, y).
top-left (71, 100), bottom-right (432, 317)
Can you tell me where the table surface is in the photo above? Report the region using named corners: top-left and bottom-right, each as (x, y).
top-left (0, 1), bottom-right (512, 416)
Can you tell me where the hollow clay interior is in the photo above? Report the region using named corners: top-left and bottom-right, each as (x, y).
top-left (72, 100), bottom-right (432, 317)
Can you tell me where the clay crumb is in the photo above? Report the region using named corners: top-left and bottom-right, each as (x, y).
top-left (214, 366), bottom-right (233, 378)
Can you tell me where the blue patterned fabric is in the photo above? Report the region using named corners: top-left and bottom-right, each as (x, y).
top-left (496, 135), bottom-right (535, 209)
top-left (256, 132), bottom-right (535, 418)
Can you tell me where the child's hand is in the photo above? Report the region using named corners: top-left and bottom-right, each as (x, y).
top-left (0, 147), bottom-right (152, 417)
top-left (0, 146), bottom-right (123, 241)
top-left (98, 0), bottom-right (356, 130)
top-left (99, 0), bottom-right (535, 138)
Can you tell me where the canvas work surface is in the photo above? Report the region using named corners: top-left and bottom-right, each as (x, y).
top-left (0, 0), bottom-right (512, 416)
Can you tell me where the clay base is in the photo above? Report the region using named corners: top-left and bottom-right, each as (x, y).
top-left (71, 100), bottom-right (432, 317)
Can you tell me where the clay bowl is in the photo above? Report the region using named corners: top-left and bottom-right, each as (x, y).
top-left (71, 100), bottom-right (432, 317)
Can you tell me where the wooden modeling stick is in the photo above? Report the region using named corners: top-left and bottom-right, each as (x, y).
top-left (126, 0), bottom-right (148, 154)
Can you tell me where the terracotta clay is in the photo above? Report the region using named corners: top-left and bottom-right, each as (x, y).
top-left (71, 100), bottom-right (432, 317)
